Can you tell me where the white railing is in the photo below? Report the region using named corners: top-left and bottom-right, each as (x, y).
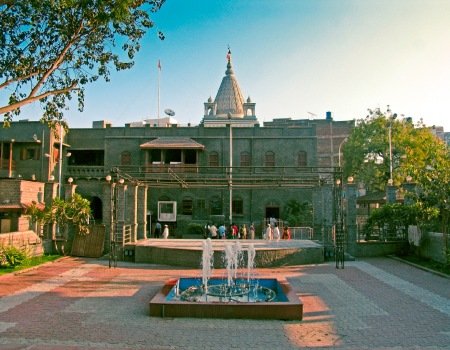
top-left (289, 227), bottom-right (313, 240)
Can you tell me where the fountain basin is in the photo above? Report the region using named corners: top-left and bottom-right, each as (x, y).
top-left (149, 277), bottom-right (303, 320)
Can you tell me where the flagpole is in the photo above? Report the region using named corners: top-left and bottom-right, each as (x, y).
top-left (158, 60), bottom-right (161, 127)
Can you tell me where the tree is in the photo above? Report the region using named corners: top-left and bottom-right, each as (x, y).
top-left (342, 106), bottom-right (437, 191)
top-left (0, 0), bottom-right (165, 132)
top-left (403, 135), bottom-right (450, 248)
top-left (29, 193), bottom-right (92, 236)
top-left (282, 199), bottom-right (313, 227)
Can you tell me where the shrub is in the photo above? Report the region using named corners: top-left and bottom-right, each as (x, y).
top-left (187, 223), bottom-right (204, 235)
top-left (0, 243), bottom-right (31, 267)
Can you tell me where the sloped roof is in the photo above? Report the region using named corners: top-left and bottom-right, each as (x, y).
top-left (215, 60), bottom-right (245, 115)
top-left (140, 138), bottom-right (205, 149)
top-left (356, 190), bottom-right (404, 204)
top-left (0, 202), bottom-right (45, 212)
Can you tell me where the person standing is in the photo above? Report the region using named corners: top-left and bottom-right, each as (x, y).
top-left (264, 224), bottom-right (271, 240)
top-left (273, 224), bottom-right (280, 240)
top-left (154, 221), bottom-right (161, 238)
top-left (232, 223), bottom-right (238, 239)
top-left (210, 223), bottom-right (218, 239)
top-left (162, 225), bottom-right (169, 239)
top-left (283, 227), bottom-right (291, 240)
top-left (218, 224), bottom-right (226, 239)
top-left (204, 222), bottom-right (210, 239)
top-left (249, 223), bottom-right (255, 240)
top-left (240, 224), bottom-right (247, 239)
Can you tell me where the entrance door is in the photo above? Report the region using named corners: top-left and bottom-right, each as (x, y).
top-left (265, 206), bottom-right (280, 219)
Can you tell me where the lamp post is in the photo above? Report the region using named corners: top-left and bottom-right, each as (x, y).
top-left (338, 138), bottom-right (348, 167)
top-left (228, 113), bottom-right (233, 226)
top-left (386, 114), bottom-right (397, 183)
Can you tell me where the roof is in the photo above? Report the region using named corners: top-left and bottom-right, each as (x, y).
top-left (214, 59), bottom-right (245, 115)
top-left (140, 138), bottom-right (205, 150)
top-left (356, 190), bottom-right (404, 204)
top-left (0, 202), bottom-right (45, 212)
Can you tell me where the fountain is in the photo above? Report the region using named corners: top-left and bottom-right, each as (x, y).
top-left (149, 240), bottom-right (303, 320)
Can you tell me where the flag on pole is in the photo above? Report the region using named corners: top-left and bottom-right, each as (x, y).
top-left (158, 60), bottom-right (161, 69)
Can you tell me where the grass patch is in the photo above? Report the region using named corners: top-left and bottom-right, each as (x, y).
top-left (0, 254), bottom-right (62, 276)
top-left (399, 255), bottom-right (450, 276)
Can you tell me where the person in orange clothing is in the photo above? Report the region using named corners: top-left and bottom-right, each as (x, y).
top-left (282, 227), bottom-right (291, 240)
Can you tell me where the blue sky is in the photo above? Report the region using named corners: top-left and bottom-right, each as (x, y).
top-left (5, 0), bottom-right (450, 130)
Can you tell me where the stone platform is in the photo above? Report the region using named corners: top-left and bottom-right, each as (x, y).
top-left (135, 239), bottom-right (324, 267)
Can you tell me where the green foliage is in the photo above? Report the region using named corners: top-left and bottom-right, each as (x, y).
top-left (282, 199), bottom-right (313, 227)
top-left (187, 223), bottom-right (204, 235)
top-left (342, 106), bottom-right (435, 191)
top-left (0, 0), bottom-right (165, 131)
top-left (363, 203), bottom-right (439, 237)
top-left (0, 243), bottom-right (31, 267)
top-left (29, 193), bottom-right (92, 235)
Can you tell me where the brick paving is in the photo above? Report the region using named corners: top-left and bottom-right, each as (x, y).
top-left (0, 256), bottom-right (449, 349)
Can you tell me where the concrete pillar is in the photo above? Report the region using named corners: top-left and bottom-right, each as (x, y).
top-left (44, 182), bottom-right (58, 240)
top-left (64, 184), bottom-right (77, 202)
top-left (386, 185), bottom-right (397, 204)
top-left (137, 186), bottom-right (148, 240)
top-left (313, 185), bottom-right (323, 240)
top-left (346, 183), bottom-right (357, 255)
top-left (102, 182), bottom-right (115, 251)
top-left (126, 184), bottom-right (138, 242)
top-left (322, 183), bottom-right (334, 244)
top-left (402, 182), bottom-right (417, 206)
top-left (116, 185), bottom-right (127, 222)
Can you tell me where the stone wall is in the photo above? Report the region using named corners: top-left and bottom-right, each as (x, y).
top-left (420, 232), bottom-right (446, 264)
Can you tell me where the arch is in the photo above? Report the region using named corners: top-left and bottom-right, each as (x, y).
top-left (121, 151), bottom-right (131, 166)
top-left (208, 107), bottom-right (213, 115)
top-left (158, 195), bottom-right (171, 201)
top-left (90, 196), bottom-right (103, 221)
top-left (181, 196), bottom-right (194, 215)
top-left (265, 151), bottom-right (275, 167)
top-left (240, 152), bottom-right (250, 167)
top-left (297, 151), bottom-right (307, 166)
top-left (246, 108), bottom-right (253, 116)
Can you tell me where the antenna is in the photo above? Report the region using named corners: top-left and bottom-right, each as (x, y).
top-left (164, 109), bottom-right (175, 116)
top-left (307, 112), bottom-right (317, 120)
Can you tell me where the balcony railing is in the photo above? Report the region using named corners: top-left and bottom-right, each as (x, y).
top-left (66, 166), bottom-right (105, 177)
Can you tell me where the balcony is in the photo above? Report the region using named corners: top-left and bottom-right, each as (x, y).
top-left (66, 166), bottom-right (106, 178)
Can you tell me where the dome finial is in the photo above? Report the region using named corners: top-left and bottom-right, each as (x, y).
top-left (225, 46), bottom-right (234, 75)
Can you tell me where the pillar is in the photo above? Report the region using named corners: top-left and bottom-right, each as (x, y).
top-left (137, 186), bottom-right (148, 240)
top-left (313, 185), bottom-right (323, 240)
top-left (386, 185), bottom-right (397, 205)
top-left (102, 182), bottom-right (115, 251)
top-left (126, 184), bottom-right (138, 242)
top-left (44, 182), bottom-right (58, 240)
top-left (322, 183), bottom-right (334, 244)
top-left (346, 183), bottom-right (357, 255)
top-left (64, 184), bottom-right (77, 202)
top-left (402, 182), bottom-right (417, 206)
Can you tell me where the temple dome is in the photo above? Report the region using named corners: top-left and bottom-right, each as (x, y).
top-left (214, 59), bottom-right (245, 117)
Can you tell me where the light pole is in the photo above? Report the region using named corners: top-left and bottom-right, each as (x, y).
top-left (386, 114), bottom-right (397, 183)
top-left (228, 113), bottom-right (233, 226)
top-left (338, 138), bottom-right (348, 167)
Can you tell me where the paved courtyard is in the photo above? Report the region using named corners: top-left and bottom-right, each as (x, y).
top-left (0, 256), bottom-right (449, 350)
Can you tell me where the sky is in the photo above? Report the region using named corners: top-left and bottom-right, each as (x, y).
top-left (3, 0), bottom-right (450, 130)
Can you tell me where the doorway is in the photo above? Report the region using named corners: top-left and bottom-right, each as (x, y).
top-left (265, 206), bottom-right (280, 219)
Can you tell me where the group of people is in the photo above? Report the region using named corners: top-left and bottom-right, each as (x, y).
top-left (153, 221), bottom-right (169, 239)
top-left (203, 223), bottom-right (256, 240)
top-left (264, 224), bottom-right (291, 240)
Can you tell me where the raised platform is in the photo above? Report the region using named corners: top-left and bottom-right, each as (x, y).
top-left (135, 239), bottom-right (324, 267)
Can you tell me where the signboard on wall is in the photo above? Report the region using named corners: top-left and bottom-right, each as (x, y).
top-left (158, 201), bottom-right (177, 222)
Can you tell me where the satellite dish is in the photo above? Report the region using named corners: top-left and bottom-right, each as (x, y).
top-left (164, 109), bottom-right (175, 116)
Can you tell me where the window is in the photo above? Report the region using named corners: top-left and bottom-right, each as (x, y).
top-left (209, 153), bottom-right (219, 167)
top-left (69, 150), bottom-right (104, 166)
top-left (232, 199), bottom-right (243, 215)
top-left (181, 199), bottom-right (193, 215)
top-left (53, 148), bottom-right (59, 162)
top-left (197, 199), bottom-right (205, 209)
top-left (240, 152), bottom-right (250, 167)
top-left (297, 152), bottom-right (307, 166)
top-left (21, 147), bottom-right (40, 161)
top-left (265, 152), bottom-right (275, 167)
top-left (121, 151), bottom-right (131, 166)
top-left (210, 198), bottom-right (222, 215)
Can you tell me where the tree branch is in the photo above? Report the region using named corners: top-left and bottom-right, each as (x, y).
top-left (0, 81), bottom-right (78, 114)
top-left (0, 71), bottom-right (40, 91)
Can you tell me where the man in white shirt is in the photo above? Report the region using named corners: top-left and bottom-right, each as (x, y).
top-left (210, 223), bottom-right (218, 239)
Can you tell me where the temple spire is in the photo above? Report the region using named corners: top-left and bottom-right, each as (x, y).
top-left (225, 47), bottom-right (234, 76)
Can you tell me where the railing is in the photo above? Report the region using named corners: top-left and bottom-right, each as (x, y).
top-left (0, 159), bottom-right (16, 171)
top-left (290, 227), bottom-right (313, 240)
top-left (357, 221), bottom-right (407, 242)
top-left (66, 166), bottom-right (106, 177)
